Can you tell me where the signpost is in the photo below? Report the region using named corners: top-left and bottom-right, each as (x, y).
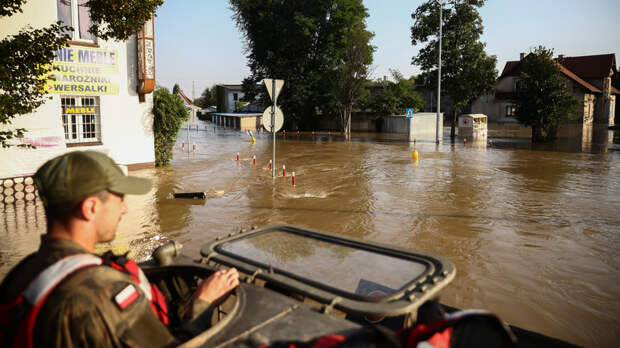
top-left (262, 78), bottom-right (284, 177)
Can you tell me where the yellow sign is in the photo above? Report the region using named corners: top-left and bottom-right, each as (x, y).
top-left (64, 107), bottom-right (95, 114)
top-left (45, 46), bottom-right (119, 95)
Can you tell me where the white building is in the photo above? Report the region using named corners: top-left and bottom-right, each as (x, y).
top-left (216, 85), bottom-right (245, 113)
top-left (1, 0), bottom-right (156, 186)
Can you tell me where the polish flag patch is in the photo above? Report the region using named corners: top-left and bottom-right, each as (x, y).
top-left (114, 284), bottom-right (139, 310)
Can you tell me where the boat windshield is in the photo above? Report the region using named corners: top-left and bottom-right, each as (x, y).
top-left (219, 231), bottom-right (429, 296)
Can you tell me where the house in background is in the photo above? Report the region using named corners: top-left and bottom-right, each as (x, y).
top-left (216, 84), bottom-right (244, 113)
top-left (178, 89), bottom-right (199, 124)
top-left (472, 53), bottom-right (618, 126)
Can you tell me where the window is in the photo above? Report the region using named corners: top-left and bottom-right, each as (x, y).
top-left (513, 79), bottom-right (521, 92)
top-left (505, 104), bottom-right (516, 117)
top-left (61, 96), bottom-right (101, 145)
top-left (57, 0), bottom-right (94, 42)
top-left (233, 93), bottom-right (238, 101)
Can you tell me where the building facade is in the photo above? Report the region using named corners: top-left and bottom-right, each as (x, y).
top-left (216, 85), bottom-right (245, 113)
top-left (472, 53), bottom-right (618, 126)
top-left (1, 0), bottom-right (156, 187)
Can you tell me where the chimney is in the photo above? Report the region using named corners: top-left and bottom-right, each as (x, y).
top-left (520, 52), bottom-right (526, 60)
top-left (558, 54), bottom-right (565, 60)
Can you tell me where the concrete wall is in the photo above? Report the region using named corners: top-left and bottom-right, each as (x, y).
top-left (0, 0), bottom-right (155, 179)
top-left (408, 113), bottom-right (443, 141)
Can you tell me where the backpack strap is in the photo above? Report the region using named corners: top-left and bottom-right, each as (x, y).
top-left (23, 254), bottom-right (102, 304)
top-left (9, 254), bottom-right (102, 348)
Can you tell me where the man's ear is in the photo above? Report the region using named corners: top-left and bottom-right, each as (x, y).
top-left (80, 196), bottom-right (98, 222)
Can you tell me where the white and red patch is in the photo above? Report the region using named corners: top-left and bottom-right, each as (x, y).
top-left (114, 284), bottom-right (139, 310)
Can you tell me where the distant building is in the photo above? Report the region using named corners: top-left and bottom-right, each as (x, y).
top-left (216, 84), bottom-right (244, 113)
top-left (472, 53), bottom-right (618, 126)
top-left (178, 89), bottom-right (199, 124)
top-left (0, 0), bottom-right (157, 185)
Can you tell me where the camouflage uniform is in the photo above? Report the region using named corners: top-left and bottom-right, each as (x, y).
top-left (0, 235), bottom-right (177, 348)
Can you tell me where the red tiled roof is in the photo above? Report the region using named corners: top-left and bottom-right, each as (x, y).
top-left (178, 90), bottom-right (193, 105)
top-left (499, 61), bottom-right (520, 78)
top-left (557, 65), bottom-right (600, 93)
top-left (558, 54), bottom-right (616, 79)
top-left (497, 54), bottom-right (619, 94)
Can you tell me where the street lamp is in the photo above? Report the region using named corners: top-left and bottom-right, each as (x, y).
top-left (436, 0), bottom-right (442, 144)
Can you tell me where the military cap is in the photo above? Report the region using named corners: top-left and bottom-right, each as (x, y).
top-left (34, 151), bottom-right (151, 207)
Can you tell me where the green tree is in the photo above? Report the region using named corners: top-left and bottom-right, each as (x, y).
top-left (195, 85), bottom-right (217, 108)
top-left (172, 83), bottom-right (180, 95)
top-left (1, 0), bottom-right (163, 148)
top-left (334, 21), bottom-right (374, 137)
top-left (411, 0), bottom-right (497, 141)
top-left (152, 87), bottom-right (188, 166)
top-left (511, 46), bottom-right (581, 142)
top-left (368, 70), bottom-right (424, 115)
top-left (86, 0), bottom-right (163, 41)
top-left (229, 0), bottom-right (374, 131)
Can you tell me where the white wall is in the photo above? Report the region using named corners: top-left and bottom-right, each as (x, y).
top-left (0, 0), bottom-right (154, 178)
top-left (226, 90), bottom-right (244, 112)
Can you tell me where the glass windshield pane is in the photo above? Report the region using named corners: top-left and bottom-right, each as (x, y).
top-left (219, 231), bottom-right (429, 296)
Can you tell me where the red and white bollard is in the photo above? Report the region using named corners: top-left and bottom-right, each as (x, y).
top-left (464, 138), bottom-right (467, 145)
top-left (253, 155), bottom-right (256, 166)
top-left (182, 141), bottom-right (185, 151)
top-left (297, 131), bottom-right (300, 136)
top-left (282, 165), bottom-right (286, 177)
top-left (292, 172), bottom-right (296, 186)
top-left (269, 160), bottom-right (272, 170)
top-left (192, 144), bottom-right (196, 152)
top-left (236, 152), bottom-right (240, 161)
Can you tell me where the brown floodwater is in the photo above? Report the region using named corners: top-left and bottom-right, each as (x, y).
top-left (1, 121), bottom-right (619, 347)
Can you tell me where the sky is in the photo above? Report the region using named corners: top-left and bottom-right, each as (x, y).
top-left (154, 0), bottom-right (620, 99)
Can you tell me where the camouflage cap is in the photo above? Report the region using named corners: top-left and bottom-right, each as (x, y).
top-left (33, 151), bottom-right (152, 207)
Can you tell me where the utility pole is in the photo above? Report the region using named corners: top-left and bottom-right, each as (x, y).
top-left (271, 79), bottom-right (276, 178)
top-left (436, 0), bottom-right (442, 144)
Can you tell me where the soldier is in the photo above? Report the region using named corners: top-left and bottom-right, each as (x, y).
top-left (0, 151), bottom-right (239, 347)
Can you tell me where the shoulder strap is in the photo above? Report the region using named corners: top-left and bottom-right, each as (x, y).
top-left (23, 254), bottom-right (102, 305)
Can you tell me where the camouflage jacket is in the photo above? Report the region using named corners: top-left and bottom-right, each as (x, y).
top-left (0, 235), bottom-right (177, 348)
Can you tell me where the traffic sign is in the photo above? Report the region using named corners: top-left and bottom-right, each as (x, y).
top-left (406, 108), bottom-right (414, 118)
top-left (262, 78), bottom-right (284, 102)
top-left (263, 106), bottom-right (284, 133)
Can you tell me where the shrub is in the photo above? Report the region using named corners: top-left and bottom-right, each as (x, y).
top-left (152, 87), bottom-right (188, 166)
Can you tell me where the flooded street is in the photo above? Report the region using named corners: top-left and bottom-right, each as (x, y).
top-left (2, 121), bottom-right (620, 347)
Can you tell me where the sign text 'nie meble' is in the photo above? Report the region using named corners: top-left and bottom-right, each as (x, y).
top-left (55, 47), bottom-right (117, 65)
top-left (46, 46), bottom-right (120, 95)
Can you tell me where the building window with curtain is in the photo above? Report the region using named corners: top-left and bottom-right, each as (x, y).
top-left (57, 0), bottom-right (94, 42)
top-left (61, 96), bottom-right (101, 145)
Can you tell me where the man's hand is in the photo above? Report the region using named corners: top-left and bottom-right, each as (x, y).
top-left (194, 268), bottom-right (239, 304)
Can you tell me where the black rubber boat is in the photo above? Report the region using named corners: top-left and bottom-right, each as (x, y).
top-left (141, 225), bottom-right (581, 348)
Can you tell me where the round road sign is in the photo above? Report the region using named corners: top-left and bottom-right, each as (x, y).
top-left (263, 106), bottom-right (284, 133)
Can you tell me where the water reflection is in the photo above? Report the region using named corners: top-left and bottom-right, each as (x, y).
top-left (1, 121), bottom-right (619, 347)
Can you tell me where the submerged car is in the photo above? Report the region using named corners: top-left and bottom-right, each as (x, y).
top-left (141, 225), bottom-right (579, 348)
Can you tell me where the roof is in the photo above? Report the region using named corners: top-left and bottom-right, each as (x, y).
top-left (499, 61), bottom-right (520, 78)
top-left (218, 84), bottom-right (243, 91)
top-left (178, 90), bottom-right (193, 105)
top-left (557, 65), bottom-right (601, 93)
top-left (559, 54), bottom-right (616, 79)
top-left (498, 53), bottom-right (618, 94)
